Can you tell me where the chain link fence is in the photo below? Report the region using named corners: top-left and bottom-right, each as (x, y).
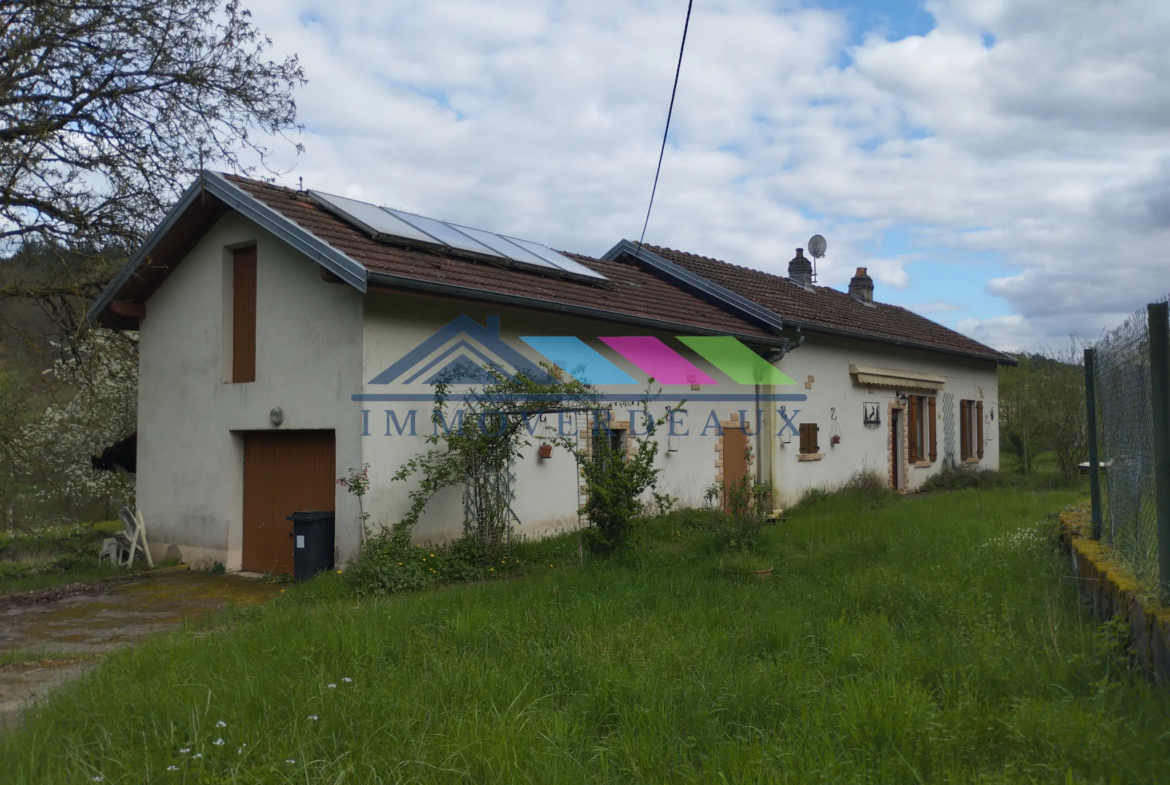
top-left (1094, 295), bottom-right (1168, 586)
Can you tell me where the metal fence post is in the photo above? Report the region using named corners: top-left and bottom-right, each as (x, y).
top-left (1148, 302), bottom-right (1170, 598)
top-left (1084, 347), bottom-right (1103, 540)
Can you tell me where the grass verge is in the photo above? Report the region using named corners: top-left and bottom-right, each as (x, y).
top-left (2, 489), bottom-right (1168, 783)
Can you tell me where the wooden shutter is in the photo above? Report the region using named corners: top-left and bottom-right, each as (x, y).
top-left (907, 396), bottom-right (919, 462)
top-left (959, 400), bottom-right (969, 460)
top-left (232, 246), bottom-right (257, 383)
top-left (928, 396), bottom-right (937, 462)
top-left (976, 400), bottom-right (984, 459)
top-left (811, 423), bottom-right (819, 453)
top-left (799, 423), bottom-right (818, 454)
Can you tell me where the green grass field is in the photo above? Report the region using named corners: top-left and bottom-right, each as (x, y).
top-left (2, 488), bottom-right (1168, 783)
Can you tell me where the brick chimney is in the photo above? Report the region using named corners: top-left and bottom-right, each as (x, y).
top-left (848, 267), bottom-right (874, 305)
top-left (788, 248), bottom-right (813, 289)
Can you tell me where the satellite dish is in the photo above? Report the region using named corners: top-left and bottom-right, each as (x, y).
top-left (808, 234), bottom-right (827, 259)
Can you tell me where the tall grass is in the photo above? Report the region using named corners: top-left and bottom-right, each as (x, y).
top-left (2, 489), bottom-right (1167, 783)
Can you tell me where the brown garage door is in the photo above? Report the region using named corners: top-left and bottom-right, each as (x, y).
top-left (242, 430), bottom-right (336, 574)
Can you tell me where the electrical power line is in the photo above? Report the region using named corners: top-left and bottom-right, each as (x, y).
top-left (634, 0), bottom-right (694, 259)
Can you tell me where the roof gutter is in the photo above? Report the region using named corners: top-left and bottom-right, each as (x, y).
top-left (602, 240), bottom-right (786, 334)
top-left (366, 271), bottom-right (786, 348)
top-left (88, 170), bottom-right (368, 322)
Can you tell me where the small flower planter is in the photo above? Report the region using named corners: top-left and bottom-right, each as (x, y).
top-left (754, 567), bottom-right (774, 579)
top-left (539, 444), bottom-right (553, 459)
top-left (831, 435), bottom-right (841, 445)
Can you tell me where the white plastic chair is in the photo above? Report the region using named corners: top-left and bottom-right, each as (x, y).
top-left (98, 537), bottom-right (125, 566)
top-left (115, 506), bottom-right (153, 568)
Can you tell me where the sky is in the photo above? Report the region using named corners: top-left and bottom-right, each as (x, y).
top-left (240, 0), bottom-right (1170, 351)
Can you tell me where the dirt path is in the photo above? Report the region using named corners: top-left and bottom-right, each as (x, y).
top-left (0, 571), bottom-right (283, 730)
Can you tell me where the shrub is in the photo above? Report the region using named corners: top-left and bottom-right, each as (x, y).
top-left (921, 464), bottom-right (1005, 492)
top-left (720, 476), bottom-right (773, 552)
top-left (788, 469), bottom-right (898, 514)
top-left (579, 431), bottom-right (661, 555)
top-left (840, 468), bottom-right (900, 507)
top-left (343, 530), bottom-right (521, 597)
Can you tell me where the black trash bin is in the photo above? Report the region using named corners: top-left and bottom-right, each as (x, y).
top-left (286, 510), bottom-right (335, 583)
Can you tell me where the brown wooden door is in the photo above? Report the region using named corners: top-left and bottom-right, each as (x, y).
top-left (722, 425), bottom-right (749, 508)
top-left (242, 430), bottom-right (336, 574)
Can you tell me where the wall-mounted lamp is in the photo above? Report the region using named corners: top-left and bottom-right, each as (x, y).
top-left (897, 392), bottom-right (908, 406)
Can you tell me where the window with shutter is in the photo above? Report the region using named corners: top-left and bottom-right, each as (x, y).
top-left (232, 246), bottom-right (257, 383)
top-left (928, 396), bottom-right (937, 462)
top-left (907, 395), bottom-right (919, 462)
top-left (976, 400), bottom-right (984, 460)
top-left (799, 423), bottom-right (819, 455)
top-left (959, 400), bottom-right (970, 460)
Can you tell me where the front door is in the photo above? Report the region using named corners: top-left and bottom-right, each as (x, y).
top-left (722, 424), bottom-right (749, 508)
top-left (242, 430), bottom-right (336, 574)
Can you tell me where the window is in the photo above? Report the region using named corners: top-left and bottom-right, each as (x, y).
top-left (799, 423), bottom-right (819, 455)
top-left (232, 246), bottom-right (257, 383)
top-left (907, 395), bottom-right (938, 463)
top-left (592, 421), bottom-right (626, 465)
top-left (959, 399), bottom-right (984, 461)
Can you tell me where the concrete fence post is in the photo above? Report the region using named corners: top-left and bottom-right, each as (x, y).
top-left (1148, 302), bottom-right (1170, 599)
top-left (1084, 347), bottom-right (1103, 541)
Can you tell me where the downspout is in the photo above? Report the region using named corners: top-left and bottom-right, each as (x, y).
top-left (761, 335), bottom-right (802, 504)
top-left (757, 381), bottom-right (773, 489)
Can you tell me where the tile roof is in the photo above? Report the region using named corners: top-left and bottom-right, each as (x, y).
top-left (635, 243), bottom-right (1012, 364)
top-left (227, 176), bottom-right (777, 343)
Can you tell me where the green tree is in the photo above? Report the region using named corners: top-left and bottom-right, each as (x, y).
top-left (999, 341), bottom-right (1088, 481)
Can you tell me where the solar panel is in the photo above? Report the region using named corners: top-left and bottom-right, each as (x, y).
top-left (308, 190), bottom-right (607, 281)
top-left (501, 236), bottom-right (607, 280)
top-left (384, 209), bottom-right (503, 258)
top-left (308, 190), bottom-right (437, 246)
top-left (448, 225), bottom-right (560, 270)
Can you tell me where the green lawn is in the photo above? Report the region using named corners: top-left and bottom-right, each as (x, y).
top-left (3, 489), bottom-right (1168, 783)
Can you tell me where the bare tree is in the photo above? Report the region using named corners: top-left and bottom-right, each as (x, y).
top-left (0, 0), bottom-right (305, 293)
top-left (0, 1), bottom-right (304, 524)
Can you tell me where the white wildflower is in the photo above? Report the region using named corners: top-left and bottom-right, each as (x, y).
top-left (327, 683), bottom-right (337, 689)
top-left (179, 748), bottom-right (190, 754)
top-left (307, 714), bottom-right (318, 721)
top-left (342, 677), bottom-right (352, 683)
top-left (167, 765), bottom-right (179, 771)
top-left (193, 753), bottom-right (202, 759)
top-left (286, 759), bottom-right (296, 764)
top-left (215, 720), bottom-right (227, 728)
top-left (213, 738), bottom-right (224, 746)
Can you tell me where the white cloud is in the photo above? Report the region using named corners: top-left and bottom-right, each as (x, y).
top-left (234, 0), bottom-right (1170, 350)
top-left (957, 315), bottom-right (1033, 351)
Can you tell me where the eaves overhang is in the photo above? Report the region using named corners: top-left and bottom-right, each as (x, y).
top-left (88, 170), bottom-right (368, 325)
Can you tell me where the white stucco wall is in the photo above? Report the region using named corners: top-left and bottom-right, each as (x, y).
top-left (358, 293), bottom-right (766, 544)
top-left (760, 332), bottom-right (1000, 506)
top-left (136, 212), bottom-right (363, 569)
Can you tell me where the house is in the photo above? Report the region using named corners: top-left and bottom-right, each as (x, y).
top-left (90, 171), bottom-right (1013, 572)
